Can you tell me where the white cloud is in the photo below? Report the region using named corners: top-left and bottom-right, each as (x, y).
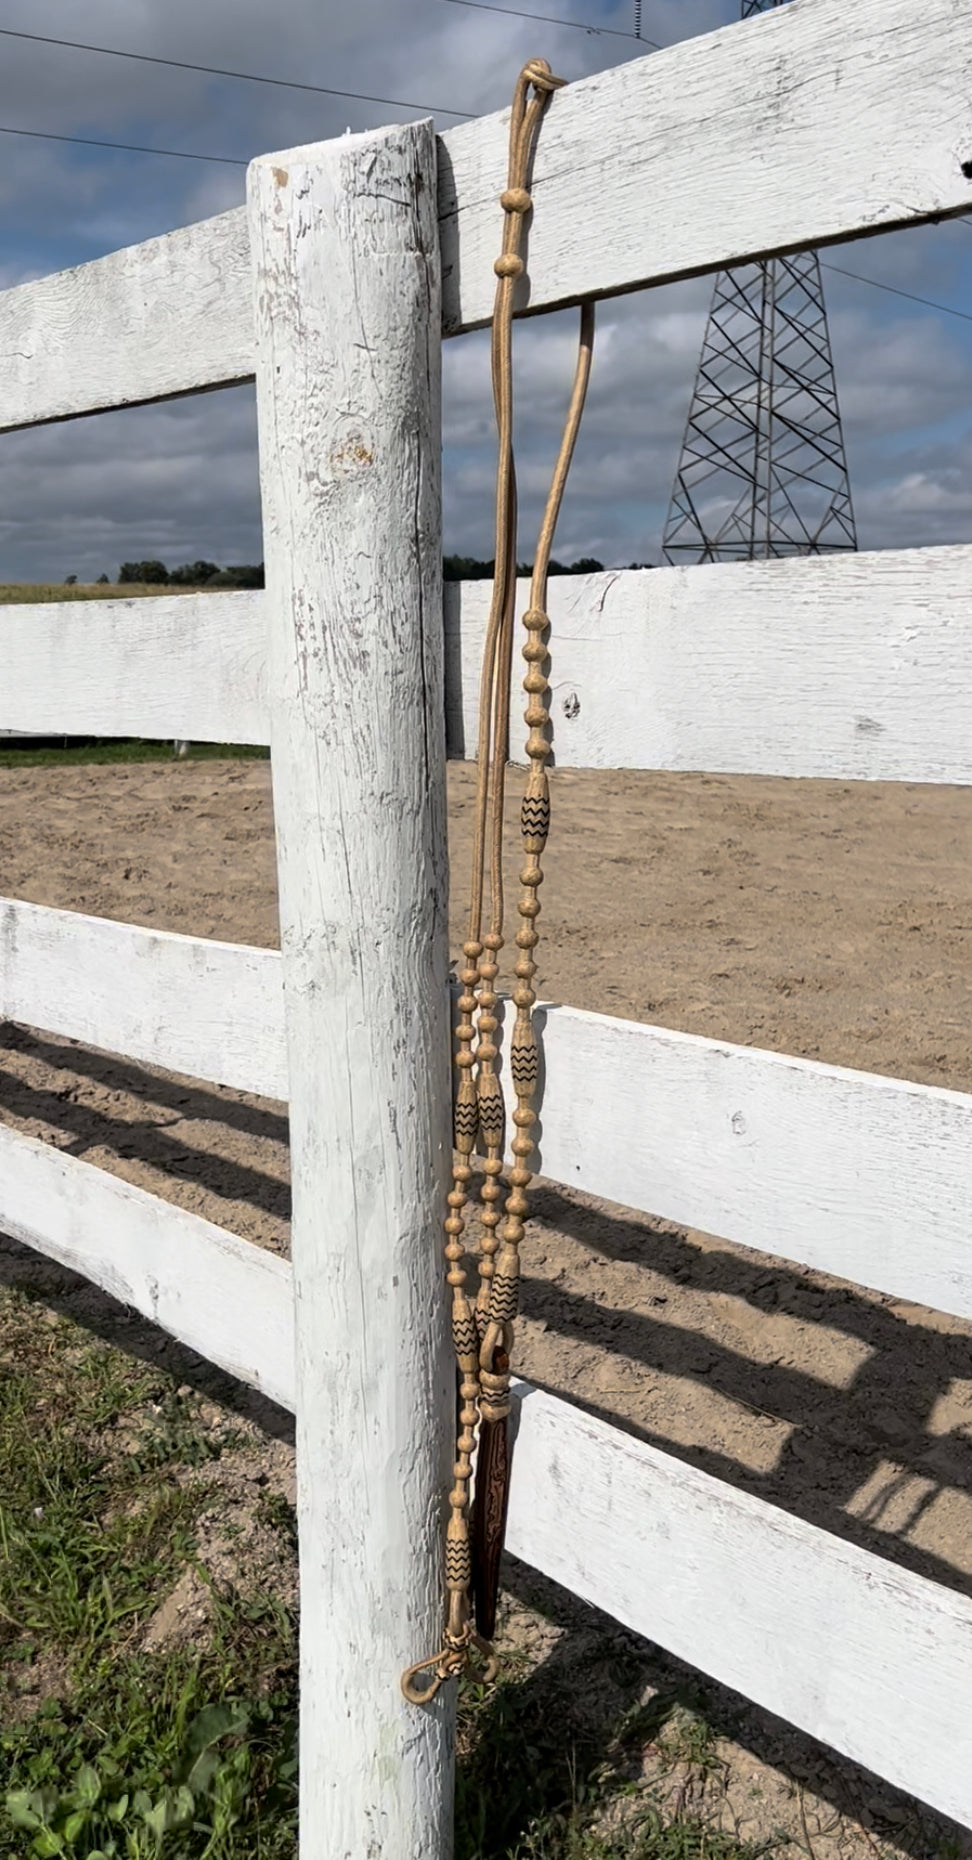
top-left (0, 0), bottom-right (970, 577)
top-left (0, 391), bottom-right (261, 582)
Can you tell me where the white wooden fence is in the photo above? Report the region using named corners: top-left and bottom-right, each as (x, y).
top-left (2, 0), bottom-right (972, 1848)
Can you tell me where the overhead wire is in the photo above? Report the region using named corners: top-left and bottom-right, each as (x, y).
top-left (0, 120), bottom-right (246, 165)
top-left (821, 259), bottom-right (972, 328)
top-left (0, 17), bottom-right (968, 333)
top-left (0, 25), bottom-right (475, 120)
top-left (443, 0), bottom-right (657, 43)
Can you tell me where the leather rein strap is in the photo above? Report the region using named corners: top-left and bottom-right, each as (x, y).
top-left (402, 56), bottom-right (595, 1707)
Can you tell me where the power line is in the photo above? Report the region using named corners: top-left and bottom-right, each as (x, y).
top-left (0, 26), bottom-right (474, 120)
top-left (0, 110), bottom-right (970, 336)
top-left (821, 259), bottom-right (972, 327)
top-left (1, 105), bottom-right (970, 337)
top-left (0, 120), bottom-right (246, 165)
top-left (443, 0), bottom-right (658, 44)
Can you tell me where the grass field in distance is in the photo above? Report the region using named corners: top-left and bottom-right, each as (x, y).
top-left (0, 583), bottom-right (200, 603)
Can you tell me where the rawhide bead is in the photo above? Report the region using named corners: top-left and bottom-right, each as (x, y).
top-left (452, 1300), bottom-right (480, 1373)
top-left (454, 1075), bottom-right (478, 1152)
top-left (488, 1247), bottom-right (520, 1324)
top-left (477, 1071), bottom-right (505, 1149)
top-left (510, 1018), bottom-right (539, 1093)
top-left (520, 771), bottom-right (550, 852)
top-left (445, 1523), bottom-right (471, 1590)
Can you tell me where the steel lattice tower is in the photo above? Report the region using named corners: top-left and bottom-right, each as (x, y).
top-left (661, 0), bottom-right (857, 564)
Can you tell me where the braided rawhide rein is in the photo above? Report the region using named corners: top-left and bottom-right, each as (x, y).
top-left (402, 59), bottom-right (594, 1706)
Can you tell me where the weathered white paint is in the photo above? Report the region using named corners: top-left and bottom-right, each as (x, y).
top-left (249, 124), bottom-right (454, 1857)
top-left (438, 0), bottom-right (972, 332)
top-left (0, 898), bottom-right (286, 1098)
top-left (520, 1002), bottom-right (972, 1324)
top-left (505, 1379), bottom-right (972, 1829)
top-left (447, 550), bottom-right (972, 780)
top-left (0, 209), bottom-right (252, 433)
top-left (0, 1120), bottom-right (293, 1409)
top-left (7, 891), bottom-right (972, 1325)
top-left (0, 591), bottom-right (266, 744)
top-left (4, 0), bottom-right (972, 430)
top-left (9, 551), bottom-right (972, 781)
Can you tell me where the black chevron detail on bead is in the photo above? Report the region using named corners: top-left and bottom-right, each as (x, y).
top-left (520, 793), bottom-right (550, 841)
top-left (510, 1043), bottom-right (539, 1091)
top-left (452, 1311), bottom-right (479, 1357)
top-left (479, 1108), bottom-right (505, 1148)
top-left (445, 1541), bottom-right (471, 1583)
top-left (478, 1077), bottom-right (505, 1147)
top-left (454, 1100), bottom-right (479, 1142)
top-left (489, 1275), bottom-right (520, 1323)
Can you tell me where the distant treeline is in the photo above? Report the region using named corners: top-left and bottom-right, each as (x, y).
top-left (101, 553), bottom-right (648, 591)
top-left (443, 555), bottom-right (604, 581)
top-left (116, 560), bottom-right (265, 589)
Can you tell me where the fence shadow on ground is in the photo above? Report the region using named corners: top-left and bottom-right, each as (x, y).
top-left (523, 1180), bottom-right (972, 1604)
top-left (0, 1021), bottom-right (290, 1234)
top-left (495, 1558), bottom-right (971, 1860)
top-left (2, 1024), bottom-right (972, 1849)
top-left (0, 1208), bottom-right (967, 1857)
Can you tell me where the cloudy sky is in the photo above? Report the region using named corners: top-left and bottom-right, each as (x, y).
top-left (0, 0), bottom-right (970, 582)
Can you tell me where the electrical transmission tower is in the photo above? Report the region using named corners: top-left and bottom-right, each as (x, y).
top-left (661, 0), bottom-right (856, 564)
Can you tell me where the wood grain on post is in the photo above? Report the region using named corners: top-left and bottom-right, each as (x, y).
top-left (248, 122), bottom-right (454, 1856)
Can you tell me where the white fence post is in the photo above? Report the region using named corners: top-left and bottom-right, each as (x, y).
top-left (248, 122), bottom-right (454, 1857)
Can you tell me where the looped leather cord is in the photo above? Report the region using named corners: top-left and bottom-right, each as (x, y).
top-left (402, 56), bottom-right (594, 1701)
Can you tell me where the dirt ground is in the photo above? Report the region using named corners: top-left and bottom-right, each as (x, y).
top-left (1, 754), bottom-right (971, 1857)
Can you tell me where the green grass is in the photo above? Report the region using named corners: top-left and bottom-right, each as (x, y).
top-left (0, 741), bottom-right (268, 769)
top-left (455, 1665), bottom-right (782, 1860)
top-left (0, 1279), bottom-right (786, 1859)
top-left (0, 1288), bottom-right (297, 1858)
top-left (0, 585), bottom-right (200, 604)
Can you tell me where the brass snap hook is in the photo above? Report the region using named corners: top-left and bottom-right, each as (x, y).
top-left (401, 1630), bottom-right (499, 1705)
top-left (400, 1650), bottom-right (451, 1706)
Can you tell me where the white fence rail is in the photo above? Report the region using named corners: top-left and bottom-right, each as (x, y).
top-left (0, 589), bottom-right (267, 744)
top-left (7, 1106), bottom-right (970, 1823)
top-left (0, 899), bottom-right (285, 1097)
top-left (6, 897), bottom-right (972, 1325)
top-left (0, 211), bottom-right (253, 432)
top-left (0, 1122), bottom-right (294, 1408)
top-left (7, 547), bottom-right (972, 781)
top-left (2, 0), bottom-right (972, 1850)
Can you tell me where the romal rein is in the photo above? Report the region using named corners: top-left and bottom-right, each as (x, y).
top-left (402, 58), bottom-right (594, 1705)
